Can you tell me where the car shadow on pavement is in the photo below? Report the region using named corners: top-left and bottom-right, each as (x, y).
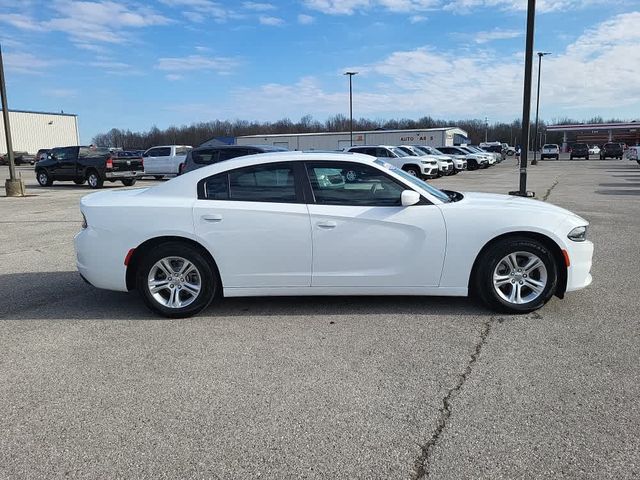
top-left (0, 271), bottom-right (492, 320)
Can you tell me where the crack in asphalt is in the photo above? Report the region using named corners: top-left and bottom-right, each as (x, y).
top-left (412, 317), bottom-right (496, 480)
top-left (542, 177), bottom-right (560, 202)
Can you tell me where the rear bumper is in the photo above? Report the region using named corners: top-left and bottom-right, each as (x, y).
top-left (105, 170), bottom-right (143, 179)
top-left (74, 228), bottom-right (129, 291)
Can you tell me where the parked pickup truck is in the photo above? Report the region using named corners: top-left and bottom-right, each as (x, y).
top-left (142, 145), bottom-right (192, 178)
top-left (35, 146), bottom-right (143, 189)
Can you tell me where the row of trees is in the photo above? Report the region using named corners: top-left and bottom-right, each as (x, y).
top-left (92, 115), bottom-right (630, 150)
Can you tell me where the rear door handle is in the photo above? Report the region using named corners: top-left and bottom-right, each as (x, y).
top-left (317, 220), bottom-right (337, 229)
top-left (202, 214), bottom-right (223, 223)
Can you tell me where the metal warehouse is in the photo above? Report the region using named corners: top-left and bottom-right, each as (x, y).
top-left (235, 127), bottom-right (469, 150)
top-left (0, 109), bottom-right (80, 155)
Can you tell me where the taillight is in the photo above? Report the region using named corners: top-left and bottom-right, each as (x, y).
top-left (178, 162), bottom-right (185, 175)
top-left (106, 156), bottom-right (113, 169)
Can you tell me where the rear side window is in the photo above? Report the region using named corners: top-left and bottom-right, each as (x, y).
top-left (229, 164), bottom-right (297, 203)
top-left (203, 174), bottom-right (229, 200)
top-left (175, 147), bottom-right (191, 156)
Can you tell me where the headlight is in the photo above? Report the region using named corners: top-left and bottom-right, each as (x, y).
top-left (81, 212), bottom-right (87, 229)
top-left (568, 226), bottom-right (587, 242)
top-left (421, 160), bottom-right (436, 165)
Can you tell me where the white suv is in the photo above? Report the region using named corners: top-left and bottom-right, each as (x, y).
top-left (410, 145), bottom-right (464, 174)
top-left (541, 144), bottom-right (560, 160)
top-left (346, 145), bottom-right (439, 178)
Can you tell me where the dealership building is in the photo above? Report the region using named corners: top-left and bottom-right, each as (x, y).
top-left (235, 127), bottom-right (469, 151)
top-left (0, 109), bottom-right (80, 155)
top-left (546, 121), bottom-right (640, 151)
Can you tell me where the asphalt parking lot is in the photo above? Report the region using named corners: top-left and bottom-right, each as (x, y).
top-left (1, 158), bottom-right (639, 479)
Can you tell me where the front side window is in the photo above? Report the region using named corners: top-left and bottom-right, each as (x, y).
top-left (306, 161), bottom-right (406, 207)
top-left (156, 147), bottom-right (172, 156)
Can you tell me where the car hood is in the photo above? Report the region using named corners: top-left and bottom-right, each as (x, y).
top-left (457, 191), bottom-right (588, 224)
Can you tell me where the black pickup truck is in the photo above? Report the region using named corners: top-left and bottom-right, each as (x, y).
top-left (35, 146), bottom-right (144, 189)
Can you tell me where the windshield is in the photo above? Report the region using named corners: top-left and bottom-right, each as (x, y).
top-left (390, 147), bottom-right (409, 157)
top-left (399, 146), bottom-right (418, 156)
top-left (458, 146), bottom-right (474, 154)
top-left (374, 159), bottom-right (451, 203)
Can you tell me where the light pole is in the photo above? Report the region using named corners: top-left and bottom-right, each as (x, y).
top-left (484, 116), bottom-right (488, 142)
top-left (532, 51), bottom-right (551, 165)
top-left (509, 0), bottom-right (536, 197)
top-left (344, 71), bottom-right (358, 146)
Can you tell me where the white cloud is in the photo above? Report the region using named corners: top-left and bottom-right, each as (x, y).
top-left (165, 74), bottom-right (184, 81)
top-left (156, 54), bottom-right (241, 75)
top-left (409, 14), bottom-right (428, 22)
top-left (298, 13), bottom-right (315, 24)
top-left (160, 0), bottom-right (233, 22)
top-left (259, 15), bottom-right (285, 25)
top-left (0, 13), bottom-right (40, 31)
top-left (230, 12), bottom-right (640, 121)
top-left (242, 2), bottom-right (275, 10)
top-left (43, 88), bottom-right (78, 98)
top-left (3, 52), bottom-right (54, 74)
top-left (474, 28), bottom-right (522, 44)
top-left (303, 0), bottom-right (624, 15)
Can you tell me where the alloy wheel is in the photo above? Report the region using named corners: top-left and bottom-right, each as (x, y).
top-left (147, 256), bottom-right (202, 309)
top-left (492, 251), bottom-right (548, 305)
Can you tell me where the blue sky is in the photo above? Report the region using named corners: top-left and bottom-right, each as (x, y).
top-left (1, 0), bottom-right (639, 143)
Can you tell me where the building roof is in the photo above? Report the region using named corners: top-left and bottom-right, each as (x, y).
top-left (546, 122), bottom-right (639, 132)
top-left (0, 109), bottom-right (77, 117)
top-left (237, 127), bottom-right (464, 138)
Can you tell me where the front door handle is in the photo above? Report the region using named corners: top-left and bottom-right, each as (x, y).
top-left (317, 220), bottom-right (337, 229)
top-left (202, 214), bottom-right (223, 223)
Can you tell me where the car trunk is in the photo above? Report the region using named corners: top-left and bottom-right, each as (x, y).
top-left (111, 155), bottom-right (144, 173)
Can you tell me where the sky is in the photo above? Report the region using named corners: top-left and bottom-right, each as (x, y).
top-left (1, 0), bottom-right (639, 143)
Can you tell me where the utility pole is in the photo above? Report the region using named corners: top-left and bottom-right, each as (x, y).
top-left (510, 0), bottom-right (536, 197)
top-left (484, 116), bottom-right (488, 142)
top-left (0, 44), bottom-right (25, 196)
top-left (344, 72), bottom-right (358, 146)
top-left (532, 51), bottom-right (551, 165)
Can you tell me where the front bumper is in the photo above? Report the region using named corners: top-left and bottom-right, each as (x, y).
top-left (421, 165), bottom-right (439, 177)
top-left (565, 240), bottom-right (594, 292)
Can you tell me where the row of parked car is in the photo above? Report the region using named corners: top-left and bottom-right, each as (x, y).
top-left (541, 142), bottom-right (631, 160)
top-left (32, 142), bottom-right (507, 189)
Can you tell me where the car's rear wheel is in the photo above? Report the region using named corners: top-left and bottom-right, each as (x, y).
top-left (87, 170), bottom-right (103, 189)
top-left (475, 237), bottom-right (558, 313)
top-left (122, 179), bottom-right (136, 186)
top-left (154, 175), bottom-right (164, 180)
top-left (136, 242), bottom-right (217, 318)
top-left (36, 169), bottom-right (53, 186)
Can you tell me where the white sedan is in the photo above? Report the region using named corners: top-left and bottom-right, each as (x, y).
top-left (75, 152), bottom-right (593, 318)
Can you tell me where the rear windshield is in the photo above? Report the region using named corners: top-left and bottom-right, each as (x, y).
top-left (192, 149), bottom-right (219, 165)
top-left (543, 144), bottom-right (557, 149)
top-left (79, 147), bottom-right (110, 157)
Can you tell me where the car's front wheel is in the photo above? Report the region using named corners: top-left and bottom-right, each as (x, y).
top-left (36, 169), bottom-right (53, 186)
top-left (475, 237), bottom-right (558, 314)
top-left (136, 242), bottom-right (217, 318)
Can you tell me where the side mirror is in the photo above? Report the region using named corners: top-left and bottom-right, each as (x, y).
top-left (401, 190), bottom-right (420, 207)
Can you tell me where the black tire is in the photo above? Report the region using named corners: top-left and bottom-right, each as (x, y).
top-left (570, 156), bottom-right (573, 160)
top-left (474, 236), bottom-right (558, 314)
top-left (121, 179), bottom-right (136, 187)
top-left (154, 175), bottom-right (164, 180)
top-left (555, 155), bottom-right (560, 160)
top-left (86, 170), bottom-right (104, 189)
top-left (136, 241), bottom-right (218, 318)
top-left (36, 169), bottom-right (53, 186)
top-left (403, 165), bottom-right (421, 178)
top-left (74, 179), bottom-right (86, 185)
top-left (586, 156), bottom-right (589, 160)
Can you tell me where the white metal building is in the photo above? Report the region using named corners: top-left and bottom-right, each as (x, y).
top-left (0, 109), bottom-right (80, 154)
top-left (235, 127), bottom-right (469, 150)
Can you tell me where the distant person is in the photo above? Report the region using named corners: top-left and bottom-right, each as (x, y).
top-left (515, 145), bottom-right (521, 166)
